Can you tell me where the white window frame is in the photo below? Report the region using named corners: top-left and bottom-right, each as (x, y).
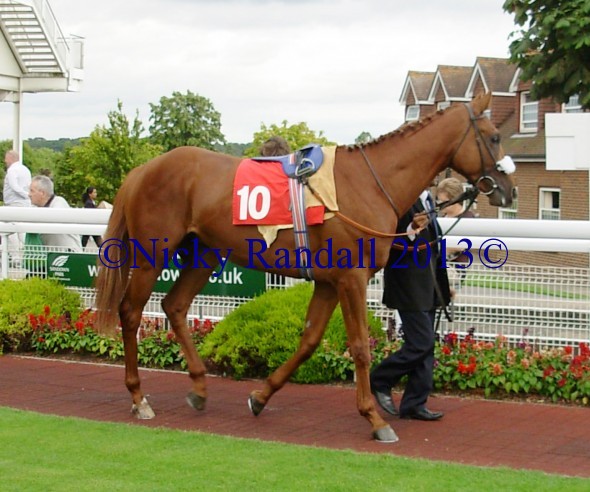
top-left (520, 91), bottom-right (538, 133)
top-left (539, 187), bottom-right (560, 220)
top-left (437, 101), bottom-right (450, 111)
top-left (498, 187), bottom-right (518, 219)
top-left (405, 105), bottom-right (419, 121)
top-left (563, 94), bottom-right (582, 113)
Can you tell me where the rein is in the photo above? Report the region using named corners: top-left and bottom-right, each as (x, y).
top-left (306, 101), bottom-right (496, 241)
top-left (305, 181), bottom-right (411, 239)
top-left (358, 147), bottom-right (401, 219)
top-left (306, 170), bottom-right (479, 243)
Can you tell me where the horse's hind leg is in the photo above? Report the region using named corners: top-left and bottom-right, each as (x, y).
top-left (161, 262), bottom-right (216, 412)
top-left (248, 281), bottom-right (338, 415)
top-left (119, 266), bottom-right (162, 419)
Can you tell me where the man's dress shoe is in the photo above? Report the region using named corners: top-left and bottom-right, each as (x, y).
top-left (400, 407), bottom-right (444, 421)
top-left (372, 390), bottom-right (398, 416)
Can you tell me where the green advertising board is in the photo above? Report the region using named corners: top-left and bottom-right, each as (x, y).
top-left (47, 252), bottom-right (266, 297)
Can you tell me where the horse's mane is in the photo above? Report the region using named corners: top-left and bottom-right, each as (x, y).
top-left (342, 107), bottom-right (451, 152)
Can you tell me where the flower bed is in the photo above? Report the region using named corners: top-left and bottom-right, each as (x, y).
top-left (26, 307), bottom-right (590, 406)
top-left (435, 329), bottom-right (590, 404)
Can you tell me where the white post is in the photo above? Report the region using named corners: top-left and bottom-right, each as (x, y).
top-left (1, 234), bottom-right (9, 279)
top-left (12, 88), bottom-right (22, 157)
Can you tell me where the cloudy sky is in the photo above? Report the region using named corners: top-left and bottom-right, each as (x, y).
top-left (1, 0), bottom-right (517, 145)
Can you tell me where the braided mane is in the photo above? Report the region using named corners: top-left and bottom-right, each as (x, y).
top-left (342, 107), bottom-right (452, 151)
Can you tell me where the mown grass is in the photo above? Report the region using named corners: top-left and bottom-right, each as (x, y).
top-left (464, 276), bottom-right (589, 300)
top-left (1, 407), bottom-right (588, 491)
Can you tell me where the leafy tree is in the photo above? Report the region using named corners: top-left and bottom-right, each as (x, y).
top-left (244, 120), bottom-right (336, 157)
top-left (503, 0), bottom-right (590, 107)
top-left (355, 131), bottom-right (373, 144)
top-left (148, 90), bottom-right (226, 151)
top-left (55, 101), bottom-right (162, 204)
top-left (215, 142), bottom-right (249, 157)
top-left (26, 137), bottom-right (82, 153)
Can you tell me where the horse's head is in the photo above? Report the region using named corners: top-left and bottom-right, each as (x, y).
top-left (449, 93), bottom-right (516, 207)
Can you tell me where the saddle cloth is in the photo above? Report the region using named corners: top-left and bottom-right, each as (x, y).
top-left (232, 146), bottom-right (338, 246)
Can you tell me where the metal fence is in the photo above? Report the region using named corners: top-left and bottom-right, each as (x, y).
top-left (3, 243), bottom-right (588, 348)
top-left (1, 209), bottom-right (589, 348)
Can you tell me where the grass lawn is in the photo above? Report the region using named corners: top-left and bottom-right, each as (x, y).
top-left (1, 407), bottom-right (588, 491)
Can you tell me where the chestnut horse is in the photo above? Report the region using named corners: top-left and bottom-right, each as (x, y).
top-left (95, 93), bottom-right (514, 442)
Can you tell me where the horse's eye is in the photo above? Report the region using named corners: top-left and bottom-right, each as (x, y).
top-left (491, 134), bottom-right (501, 144)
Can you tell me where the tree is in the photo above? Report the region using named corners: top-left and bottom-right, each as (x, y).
top-left (503, 0), bottom-right (590, 107)
top-left (355, 131), bottom-right (373, 145)
top-left (148, 90), bottom-right (226, 151)
top-left (55, 101), bottom-right (162, 204)
top-left (244, 120), bottom-right (336, 157)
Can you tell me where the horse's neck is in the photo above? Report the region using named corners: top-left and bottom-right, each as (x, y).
top-left (374, 113), bottom-right (463, 214)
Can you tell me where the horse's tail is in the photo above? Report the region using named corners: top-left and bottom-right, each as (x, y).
top-left (94, 189), bottom-right (131, 336)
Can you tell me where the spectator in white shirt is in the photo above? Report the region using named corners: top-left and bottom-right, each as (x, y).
top-left (3, 150), bottom-right (32, 257)
top-left (28, 175), bottom-right (82, 252)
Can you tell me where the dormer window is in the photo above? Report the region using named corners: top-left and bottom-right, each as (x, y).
top-left (405, 105), bottom-right (419, 121)
top-left (520, 91), bottom-right (538, 133)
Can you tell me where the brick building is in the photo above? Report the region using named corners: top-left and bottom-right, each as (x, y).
top-left (399, 57), bottom-right (589, 267)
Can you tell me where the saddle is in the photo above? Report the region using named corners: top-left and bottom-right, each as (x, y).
top-left (251, 144), bottom-right (324, 181)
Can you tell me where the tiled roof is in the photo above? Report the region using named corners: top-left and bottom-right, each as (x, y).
top-left (435, 65), bottom-right (472, 98)
top-left (498, 112), bottom-right (546, 158)
top-left (475, 57), bottom-right (518, 93)
top-left (408, 71), bottom-right (435, 101)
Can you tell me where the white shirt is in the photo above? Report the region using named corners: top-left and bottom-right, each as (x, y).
top-left (39, 195), bottom-right (82, 252)
top-left (3, 161), bottom-right (32, 206)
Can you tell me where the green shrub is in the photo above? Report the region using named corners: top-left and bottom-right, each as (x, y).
top-left (0, 278), bottom-right (82, 353)
top-left (199, 283), bottom-right (385, 383)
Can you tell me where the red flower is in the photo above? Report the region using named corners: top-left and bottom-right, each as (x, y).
top-left (543, 366), bottom-right (555, 378)
top-left (75, 321), bottom-right (85, 334)
top-left (44, 305), bottom-right (50, 316)
top-left (458, 361), bottom-right (476, 375)
top-left (444, 332), bottom-right (458, 347)
top-left (564, 346), bottom-right (573, 355)
top-left (441, 346), bottom-right (451, 355)
top-left (558, 378), bottom-right (567, 388)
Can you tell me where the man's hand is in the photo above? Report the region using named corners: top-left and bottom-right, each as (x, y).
top-left (411, 212), bottom-right (430, 233)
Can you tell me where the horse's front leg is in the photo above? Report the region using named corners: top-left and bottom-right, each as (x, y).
top-left (248, 281), bottom-right (339, 415)
top-left (337, 274), bottom-right (399, 443)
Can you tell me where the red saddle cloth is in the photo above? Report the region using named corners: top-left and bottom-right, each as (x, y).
top-left (232, 159), bottom-right (324, 225)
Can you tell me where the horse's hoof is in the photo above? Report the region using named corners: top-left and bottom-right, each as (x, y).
top-left (131, 397), bottom-right (156, 419)
top-left (373, 425), bottom-right (399, 443)
top-left (186, 391), bottom-right (206, 411)
top-left (248, 393), bottom-right (266, 416)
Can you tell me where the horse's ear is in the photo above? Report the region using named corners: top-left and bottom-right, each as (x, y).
top-left (471, 92), bottom-right (492, 115)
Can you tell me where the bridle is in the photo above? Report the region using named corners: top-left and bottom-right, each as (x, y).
top-left (450, 103), bottom-right (515, 197)
top-left (306, 102), bottom-right (514, 239)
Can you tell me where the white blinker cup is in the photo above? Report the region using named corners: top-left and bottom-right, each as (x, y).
top-left (496, 155), bottom-right (515, 174)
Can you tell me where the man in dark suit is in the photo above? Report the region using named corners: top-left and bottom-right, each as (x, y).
top-left (370, 190), bottom-right (451, 421)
